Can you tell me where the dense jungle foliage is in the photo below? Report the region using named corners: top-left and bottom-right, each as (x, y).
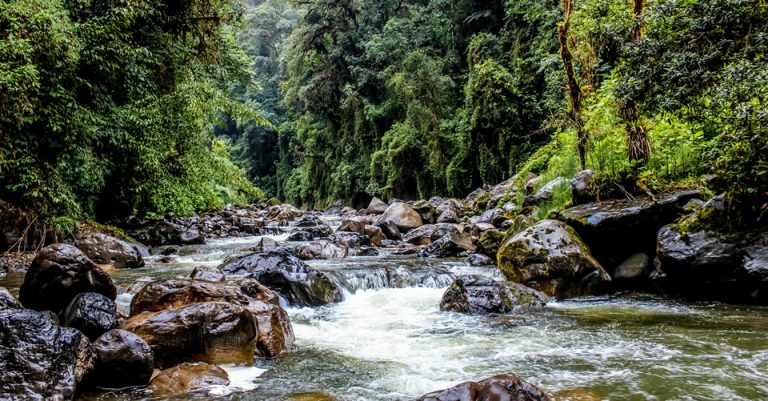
top-left (2, 0), bottom-right (767, 239)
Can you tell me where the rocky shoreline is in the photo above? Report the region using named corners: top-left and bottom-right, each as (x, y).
top-left (1, 171), bottom-right (766, 400)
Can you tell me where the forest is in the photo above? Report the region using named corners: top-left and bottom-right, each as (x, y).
top-left (2, 0), bottom-right (767, 235)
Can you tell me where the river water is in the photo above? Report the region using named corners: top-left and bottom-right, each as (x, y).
top-left (3, 227), bottom-right (768, 401)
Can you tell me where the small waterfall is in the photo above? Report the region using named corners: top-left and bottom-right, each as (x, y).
top-left (325, 265), bottom-right (456, 293)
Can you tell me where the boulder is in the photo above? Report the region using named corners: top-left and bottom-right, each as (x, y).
top-left (19, 244), bottom-right (116, 313)
top-left (75, 233), bottom-right (146, 269)
top-left (287, 231), bottom-right (313, 242)
top-left (436, 199), bottom-right (464, 224)
top-left (418, 232), bottom-right (476, 258)
top-left (247, 300), bottom-right (295, 358)
top-left (239, 278), bottom-right (281, 306)
top-left (571, 170), bottom-right (597, 206)
top-left (337, 217), bottom-right (373, 234)
top-left (440, 275), bottom-right (548, 314)
top-left (242, 237), bottom-right (280, 253)
top-left (90, 329), bottom-right (153, 388)
top-left (121, 302), bottom-right (257, 368)
top-left (376, 220), bottom-right (402, 240)
top-left (267, 204), bottom-right (302, 222)
top-left (219, 249), bottom-right (343, 306)
top-left (190, 265), bottom-right (226, 282)
top-left (411, 200), bottom-right (438, 224)
top-left (364, 225), bottom-right (387, 246)
top-left (129, 279), bottom-right (252, 316)
top-left (558, 190), bottom-right (702, 265)
top-left (0, 309), bottom-right (96, 400)
top-left (526, 177), bottom-right (570, 206)
top-left (0, 287), bottom-right (20, 309)
top-left (131, 222), bottom-right (205, 246)
top-left (464, 188), bottom-right (490, 211)
top-left (471, 208), bottom-right (505, 226)
top-left (149, 363), bottom-right (229, 398)
top-left (498, 220), bottom-right (610, 299)
top-left (655, 225), bottom-right (768, 303)
top-left (367, 197), bottom-right (389, 214)
top-left (63, 292), bottom-right (118, 341)
top-left (374, 202), bottom-right (423, 233)
top-left (464, 254), bottom-right (494, 266)
top-left (416, 374), bottom-right (550, 401)
top-left (476, 229), bottom-right (506, 257)
top-left (293, 216), bottom-right (333, 238)
top-left (403, 224), bottom-right (461, 246)
top-left (331, 231), bottom-right (369, 248)
top-left (349, 246), bottom-right (380, 257)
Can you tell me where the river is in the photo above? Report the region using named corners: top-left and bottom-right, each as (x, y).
top-left (3, 223), bottom-right (767, 401)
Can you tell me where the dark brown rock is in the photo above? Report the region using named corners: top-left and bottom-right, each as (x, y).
top-left (90, 329), bottom-right (153, 388)
top-left (75, 233), bottom-right (146, 269)
top-left (416, 374), bottom-right (550, 401)
top-left (149, 363), bottom-right (229, 398)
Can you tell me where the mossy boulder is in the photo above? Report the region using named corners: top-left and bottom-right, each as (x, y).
top-left (440, 275), bottom-right (548, 314)
top-left (497, 220), bottom-right (610, 299)
top-left (477, 229), bottom-right (506, 257)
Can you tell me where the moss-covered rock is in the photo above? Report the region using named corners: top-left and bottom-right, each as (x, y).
top-left (440, 275), bottom-right (548, 314)
top-left (497, 220), bottom-right (610, 299)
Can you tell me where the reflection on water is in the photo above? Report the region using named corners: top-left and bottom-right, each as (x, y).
top-left (3, 234), bottom-right (767, 401)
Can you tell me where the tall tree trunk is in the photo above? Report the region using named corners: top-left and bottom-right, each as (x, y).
top-left (623, 0), bottom-right (651, 164)
top-left (558, 0), bottom-right (587, 169)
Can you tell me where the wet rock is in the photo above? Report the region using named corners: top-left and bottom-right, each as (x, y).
top-left (436, 199), bottom-right (464, 224)
top-left (403, 224), bottom-right (461, 246)
top-left (337, 217), bottom-right (373, 234)
top-left (331, 231), bottom-right (370, 248)
top-left (376, 220), bottom-right (403, 240)
top-left (464, 187), bottom-right (490, 211)
top-left (465, 254), bottom-right (494, 266)
top-left (418, 232), bottom-right (476, 258)
top-left (159, 246), bottom-right (179, 256)
top-left (90, 329), bottom-right (153, 388)
top-left (498, 220), bottom-right (610, 299)
top-left (374, 202), bottom-right (423, 233)
top-left (440, 275), bottom-right (548, 314)
top-left (121, 302), bottom-right (257, 368)
top-left (190, 265), bottom-right (226, 282)
top-left (247, 300), bottom-right (295, 358)
top-left (367, 197), bottom-right (389, 214)
top-left (239, 278), bottom-right (281, 306)
top-left (472, 208), bottom-right (505, 226)
top-left (0, 287), bottom-right (20, 309)
top-left (571, 170), bottom-right (597, 206)
top-left (287, 231), bottom-right (313, 242)
top-left (293, 216), bottom-right (333, 238)
top-left (19, 244), bottom-right (116, 313)
top-left (220, 249), bottom-right (343, 306)
top-left (149, 363), bottom-right (229, 398)
top-left (476, 229), bottom-right (506, 257)
top-left (655, 225), bottom-right (768, 303)
top-left (242, 237), bottom-right (280, 253)
top-left (349, 246), bottom-right (380, 257)
top-left (320, 242), bottom-right (348, 259)
top-left (75, 233), bottom-right (146, 269)
top-left (526, 177), bottom-right (570, 206)
top-left (411, 200), bottom-right (438, 224)
top-left (416, 373), bottom-right (550, 401)
top-left (129, 279), bottom-right (253, 316)
top-left (0, 308), bottom-right (96, 400)
top-left (558, 190), bottom-right (702, 265)
top-left (613, 253), bottom-right (650, 282)
top-left (63, 292), bottom-right (118, 341)
top-left (267, 204), bottom-right (302, 222)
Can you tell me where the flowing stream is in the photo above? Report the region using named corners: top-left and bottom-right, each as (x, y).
top-left (4, 227), bottom-right (768, 401)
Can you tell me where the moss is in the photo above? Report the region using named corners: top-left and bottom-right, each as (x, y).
top-left (81, 221), bottom-right (135, 242)
top-left (478, 229), bottom-right (507, 256)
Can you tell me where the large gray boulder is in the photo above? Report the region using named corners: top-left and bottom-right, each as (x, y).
top-left (498, 220), bottom-right (611, 299)
top-left (374, 202), bottom-right (423, 232)
top-left (366, 197), bottom-right (389, 214)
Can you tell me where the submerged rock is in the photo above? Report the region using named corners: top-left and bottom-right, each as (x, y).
top-left (0, 308), bottom-right (96, 400)
top-left (75, 233), bottom-right (146, 269)
top-left (440, 275), bottom-right (548, 314)
top-left (416, 373), bottom-right (550, 401)
top-left (149, 363), bottom-right (229, 398)
top-left (19, 243), bottom-right (116, 313)
top-left (90, 329), bottom-right (153, 389)
top-left (121, 302), bottom-right (257, 368)
top-left (63, 292), bottom-right (118, 341)
top-left (498, 220), bottom-right (610, 299)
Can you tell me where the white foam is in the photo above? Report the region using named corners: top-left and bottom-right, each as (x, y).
top-left (207, 365), bottom-right (267, 396)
